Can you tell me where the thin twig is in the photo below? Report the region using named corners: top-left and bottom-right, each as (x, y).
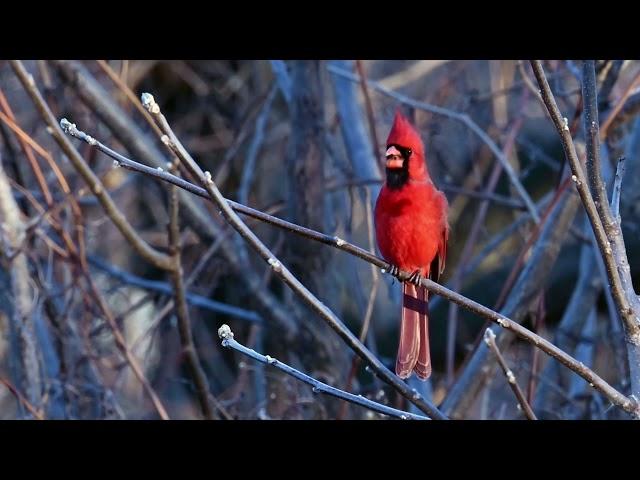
top-left (583, 61), bottom-right (613, 230)
top-left (337, 187), bottom-right (381, 419)
top-left (0, 155), bottom-right (42, 408)
top-left (88, 256), bottom-right (262, 323)
top-left (95, 60), bottom-right (165, 139)
top-left (611, 156), bottom-right (626, 220)
top-left (237, 84), bottom-right (277, 205)
top-left (517, 61), bottom-right (544, 106)
top-left (532, 61), bottom-right (640, 333)
top-left (360, 186), bottom-right (380, 344)
top-left (532, 60), bottom-right (640, 400)
top-left (441, 184), bottom-right (525, 209)
top-left (0, 91), bottom-right (53, 206)
top-left (446, 117), bottom-right (523, 385)
top-left (61, 113), bottom-right (640, 418)
top-left (326, 64), bottom-right (540, 223)
top-left (484, 329), bottom-right (537, 420)
top-left (0, 378), bottom-right (44, 420)
top-left (139, 92), bottom-right (446, 420)
top-left (600, 69), bottom-right (640, 139)
top-left (217, 325), bottom-right (428, 420)
top-left (10, 60), bottom-right (173, 272)
top-left (355, 60), bottom-right (382, 171)
top-left (168, 180), bottom-right (227, 420)
top-left (83, 274), bottom-right (170, 419)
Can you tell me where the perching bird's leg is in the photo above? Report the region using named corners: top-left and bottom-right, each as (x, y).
top-left (407, 270), bottom-right (424, 287)
top-left (387, 264), bottom-right (400, 278)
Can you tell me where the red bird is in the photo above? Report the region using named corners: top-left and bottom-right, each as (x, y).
top-left (374, 110), bottom-right (449, 380)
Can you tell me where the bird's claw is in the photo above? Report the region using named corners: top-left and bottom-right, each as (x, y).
top-left (386, 264), bottom-right (400, 278)
top-left (408, 270), bottom-right (423, 287)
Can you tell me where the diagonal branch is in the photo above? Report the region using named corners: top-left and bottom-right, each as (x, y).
top-left (59, 115), bottom-right (640, 418)
top-left (10, 60), bottom-right (173, 272)
top-left (0, 378), bottom-right (44, 420)
top-left (611, 156), bottom-right (626, 220)
top-left (531, 60), bottom-right (640, 400)
top-left (484, 329), bottom-right (537, 420)
top-left (217, 325), bottom-right (428, 420)
top-left (84, 272), bottom-right (170, 419)
top-left (88, 255), bottom-right (262, 323)
top-left (0, 153), bottom-right (43, 410)
top-left (139, 93), bottom-right (446, 420)
top-left (168, 179), bottom-right (230, 420)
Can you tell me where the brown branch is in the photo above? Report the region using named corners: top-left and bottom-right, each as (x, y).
top-left (0, 91), bottom-right (53, 206)
top-left (442, 180), bottom-right (581, 417)
top-left (0, 154), bottom-right (43, 409)
top-left (338, 187), bottom-right (380, 420)
top-left (83, 274), bottom-right (170, 419)
top-left (600, 68), bottom-right (640, 139)
top-left (532, 60), bottom-right (640, 399)
top-left (0, 94), bottom-right (87, 268)
top-left (60, 112), bottom-right (640, 419)
top-left (167, 177), bottom-right (231, 420)
top-left (10, 60), bottom-right (173, 272)
top-left (139, 93), bottom-right (446, 420)
top-left (483, 329), bottom-right (537, 420)
top-left (95, 60), bottom-right (165, 139)
top-left (35, 60), bottom-right (301, 345)
top-left (446, 117), bottom-right (523, 385)
top-left (0, 378), bottom-right (44, 420)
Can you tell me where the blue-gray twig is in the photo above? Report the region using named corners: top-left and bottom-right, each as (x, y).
top-left (217, 325), bottom-right (428, 420)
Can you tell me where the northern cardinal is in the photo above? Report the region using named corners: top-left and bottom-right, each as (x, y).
top-left (374, 110), bottom-right (449, 380)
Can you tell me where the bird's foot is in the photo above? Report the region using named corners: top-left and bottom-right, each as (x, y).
top-left (407, 270), bottom-right (424, 287)
top-left (386, 264), bottom-right (401, 279)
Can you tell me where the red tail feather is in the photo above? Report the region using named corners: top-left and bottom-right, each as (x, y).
top-left (396, 283), bottom-right (431, 380)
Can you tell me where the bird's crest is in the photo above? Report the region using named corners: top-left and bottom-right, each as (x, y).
top-left (386, 109), bottom-right (425, 157)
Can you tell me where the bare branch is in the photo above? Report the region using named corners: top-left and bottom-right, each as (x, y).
top-left (484, 329), bottom-right (537, 420)
top-left (442, 182), bottom-right (581, 416)
top-left (583, 61), bottom-right (613, 229)
top-left (168, 180), bottom-right (228, 420)
top-left (269, 60), bottom-right (292, 106)
top-left (532, 60), bottom-right (640, 399)
top-left (139, 93), bottom-right (446, 420)
top-left (10, 60), bottom-right (174, 272)
top-left (0, 154), bottom-right (43, 410)
top-left (95, 60), bottom-right (164, 139)
top-left (611, 156), bottom-right (627, 220)
top-left (237, 85), bottom-right (277, 205)
top-left (59, 116), bottom-right (640, 418)
top-left (217, 325), bottom-right (428, 420)
top-left (88, 256), bottom-right (262, 323)
top-left (0, 377), bottom-right (44, 420)
top-left (84, 275), bottom-right (170, 420)
top-left (600, 68), bottom-right (640, 139)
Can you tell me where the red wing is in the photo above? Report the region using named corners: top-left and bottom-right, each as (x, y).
top-left (430, 222), bottom-right (449, 284)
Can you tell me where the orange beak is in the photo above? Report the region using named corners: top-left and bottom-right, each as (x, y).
top-left (385, 146), bottom-right (404, 169)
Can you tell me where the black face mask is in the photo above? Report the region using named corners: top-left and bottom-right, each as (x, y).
top-left (385, 144), bottom-right (412, 189)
